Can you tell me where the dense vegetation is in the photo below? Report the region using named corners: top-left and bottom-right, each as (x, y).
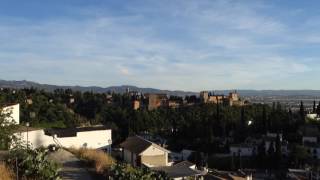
top-left (1, 88), bottom-right (320, 173)
top-left (0, 88), bottom-right (314, 147)
top-left (0, 105), bottom-right (18, 149)
top-left (0, 108), bottom-right (60, 180)
top-left (109, 163), bottom-right (169, 180)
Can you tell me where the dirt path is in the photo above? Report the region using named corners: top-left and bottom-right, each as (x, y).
top-left (48, 149), bottom-right (92, 180)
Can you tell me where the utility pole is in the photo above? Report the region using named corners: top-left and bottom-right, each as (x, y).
top-left (26, 122), bottom-right (30, 149)
top-left (16, 157), bottom-right (18, 180)
top-left (238, 149), bottom-right (242, 170)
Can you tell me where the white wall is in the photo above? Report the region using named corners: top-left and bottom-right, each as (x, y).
top-left (230, 146), bottom-right (253, 156)
top-left (267, 133), bottom-right (282, 141)
top-left (14, 129), bottom-right (112, 151)
top-left (307, 113), bottom-right (318, 120)
top-left (303, 136), bottom-right (317, 144)
top-left (123, 145), bottom-right (169, 167)
top-left (141, 145), bottom-right (165, 156)
top-left (141, 145), bottom-right (169, 166)
top-left (2, 104), bottom-right (19, 125)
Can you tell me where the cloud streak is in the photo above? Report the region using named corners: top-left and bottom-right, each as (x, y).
top-left (0, 0), bottom-right (318, 90)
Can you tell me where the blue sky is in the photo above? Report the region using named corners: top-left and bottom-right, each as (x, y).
top-left (0, 0), bottom-right (319, 91)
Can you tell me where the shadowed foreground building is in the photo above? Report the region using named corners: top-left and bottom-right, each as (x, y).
top-left (120, 136), bottom-right (207, 179)
top-left (120, 135), bottom-right (171, 167)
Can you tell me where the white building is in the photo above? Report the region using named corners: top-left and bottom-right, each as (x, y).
top-left (303, 136), bottom-right (317, 144)
top-left (230, 144), bottom-right (256, 157)
top-left (1, 103), bottom-right (20, 125)
top-left (14, 126), bottom-right (112, 152)
top-left (307, 113), bottom-right (320, 120)
top-left (266, 132), bottom-right (283, 141)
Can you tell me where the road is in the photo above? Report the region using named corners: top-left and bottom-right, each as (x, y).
top-left (48, 149), bottom-right (92, 180)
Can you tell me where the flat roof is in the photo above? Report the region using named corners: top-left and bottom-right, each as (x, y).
top-left (152, 163), bottom-right (205, 178)
top-left (45, 126), bottom-right (110, 138)
top-left (0, 103), bottom-right (19, 108)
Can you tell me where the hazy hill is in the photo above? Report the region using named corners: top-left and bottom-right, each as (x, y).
top-left (0, 80), bottom-right (196, 96)
top-left (1, 80), bottom-right (320, 97)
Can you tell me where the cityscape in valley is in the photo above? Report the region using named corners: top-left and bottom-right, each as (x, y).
top-left (2, 0), bottom-right (320, 180)
top-left (1, 83), bottom-right (320, 179)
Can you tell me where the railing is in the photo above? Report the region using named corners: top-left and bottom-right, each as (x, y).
top-left (52, 136), bottom-right (63, 148)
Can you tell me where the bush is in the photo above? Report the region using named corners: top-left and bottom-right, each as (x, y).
top-left (68, 148), bottom-right (115, 173)
top-left (7, 146), bottom-right (60, 180)
top-left (109, 163), bottom-right (169, 180)
top-left (0, 162), bottom-right (15, 180)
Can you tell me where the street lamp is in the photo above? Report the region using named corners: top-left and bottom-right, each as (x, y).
top-left (26, 122), bottom-right (29, 149)
top-left (108, 139), bottom-right (112, 154)
top-left (238, 149), bottom-right (242, 169)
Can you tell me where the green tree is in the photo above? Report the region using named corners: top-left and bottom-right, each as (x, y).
top-left (109, 163), bottom-right (169, 180)
top-left (0, 109), bottom-right (18, 150)
top-left (299, 101), bottom-right (305, 124)
top-left (275, 134), bottom-right (282, 168)
top-left (317, 101), bottom-right (320, 116)
top-left (289, 144), bottom-right (310, 168)
top-left (262, 105), bottom-right (267, 133)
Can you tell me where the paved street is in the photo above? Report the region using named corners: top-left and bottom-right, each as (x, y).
top-left (48, 149), bottom-right (92, 180)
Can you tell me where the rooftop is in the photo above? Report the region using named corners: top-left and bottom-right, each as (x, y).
top-left (44, 125), bottom-right (109, 138)
top-left (120, 135), bottom-right (169, 155)
top-left (151, 161), bottom-right (205, 178)
top-left (0, 103), bottom-right (19, 108)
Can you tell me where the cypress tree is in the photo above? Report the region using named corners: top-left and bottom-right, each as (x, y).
top-left (268, 141), bottom-right (275, 156)
top-left (288, 108), bottom-right (293, 124)
top-left (313, 100), bottom-right (317, 113)
top-left (236, 107), bottom-right (246, 142)
top-left (299, 101), bottom-right (305, 124)
top-left (241, 106), bottom-right (245, 127)
top-left (276, 102), bottom-right (282, 111)
top-left (272, 102), bottom-right (276, 111)
top-left (275, 134), bottom-right (282, 167)
top-left (317, 101), bottom-right (320, 116)
top-left (257, 140), bottom-right (266, 168)
top-left (262, 105), bottom-right (267, 133)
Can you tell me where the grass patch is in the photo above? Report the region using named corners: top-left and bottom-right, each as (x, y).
top-left (0, 162), bottom-right (15, 180)
top-left (68, 148), bottom-right (115, 174)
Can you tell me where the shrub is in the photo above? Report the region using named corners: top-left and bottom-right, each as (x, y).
top-left (109, 163), bottom-right (169, 180)
top-left (68, 148), bottom-right (114, 173)
top-left (7, 146), bottom-right (60, 180)
top-left (0, 162), bottom-right (15, 180)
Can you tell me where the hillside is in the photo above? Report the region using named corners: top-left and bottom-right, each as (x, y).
top-left (1, 80), bottom-right (320, 97)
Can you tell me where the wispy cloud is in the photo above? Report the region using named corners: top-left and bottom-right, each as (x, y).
top-left (0, 0), bottom-right (318, 90)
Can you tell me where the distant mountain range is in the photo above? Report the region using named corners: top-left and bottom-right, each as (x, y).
top-left (0, 80), bottom-right (196, 96)
top-left (1, 79), bottom-right (320, 97)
